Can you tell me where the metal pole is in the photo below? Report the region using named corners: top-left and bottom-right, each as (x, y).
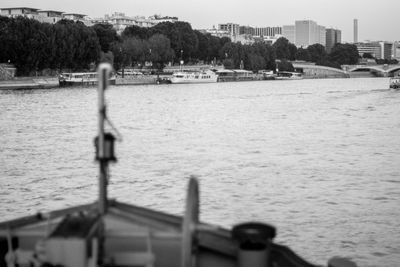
top-left (97, 63), bottom-right (112, 215)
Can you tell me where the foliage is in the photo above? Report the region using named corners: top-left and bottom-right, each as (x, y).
top-left (376, 58), bottom-right (399, 65)
top-left (0, 17), bottom-right (100, 75)
top-left (148, 34), bottom-right (175, 70)
top-left (328, 43), bottom-right (359, 65)
top-left (272, 37), bottom-right (291, 60)
top-left (121, 25), bottom-right (148, 39)
top-left (92, 23), bottom-right (118, 52)
top-left (277, 60), bottom-right (294, 72)
top-left (362, 52), bottom-right (374, 59)
top-left (307, 44), bottom-right (328, 65)
top-left (0, 17), bottom-right (375, 75)
top-left (296, 47), bottom-right (310, 61)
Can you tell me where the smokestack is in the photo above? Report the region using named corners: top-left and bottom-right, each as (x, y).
top-left (353, 19), bottom-right (358, 43)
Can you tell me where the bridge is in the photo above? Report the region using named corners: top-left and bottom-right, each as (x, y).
top-left (343, 64), bottom-right (400, 77)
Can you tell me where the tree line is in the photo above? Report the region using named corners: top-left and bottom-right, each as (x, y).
top-left (0, 16), bottom-right (99, 75)
top-left (0, 16), bottom-right (361, 76)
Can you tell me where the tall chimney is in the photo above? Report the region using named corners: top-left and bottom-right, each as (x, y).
top-left (353, 19), bottom-right (358, 43)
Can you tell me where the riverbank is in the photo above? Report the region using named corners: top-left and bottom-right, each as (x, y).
top-left (0, 73), bottom-right (385, 90)
top-left (0, 77), bottom-right (59, 90)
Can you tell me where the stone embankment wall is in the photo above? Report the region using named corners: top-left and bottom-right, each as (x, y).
top-left (302, 69), bottom-right (349, 78)
top-left (293, 63), bottom-right (349, 79)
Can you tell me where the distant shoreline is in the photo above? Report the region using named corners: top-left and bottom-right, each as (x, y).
top-left (0, 74), bottom-right (386, 90)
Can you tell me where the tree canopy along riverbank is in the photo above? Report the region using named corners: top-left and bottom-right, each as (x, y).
top-left (0, 16), bottom-right (360, 76)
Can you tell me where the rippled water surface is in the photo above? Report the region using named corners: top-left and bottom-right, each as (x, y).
top-left (1, 78), bottom-right (399, 266)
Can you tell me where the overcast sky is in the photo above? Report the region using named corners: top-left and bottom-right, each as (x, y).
top-left (2, 0), bottom-right (399, 42)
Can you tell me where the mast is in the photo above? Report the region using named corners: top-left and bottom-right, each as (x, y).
top-left (97, 63), bottom-right (113, 215)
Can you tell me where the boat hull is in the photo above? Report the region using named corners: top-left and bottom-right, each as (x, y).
top-left (170, 78), bottom-right (218, 84)
top-left (0, 200), bottom-right (319, 267)
top-left (170, 71), bottom-right (218, 84)
top-left (389, 77), bottom-right (400, 89)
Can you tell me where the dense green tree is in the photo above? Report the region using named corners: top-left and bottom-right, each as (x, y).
top-left (208, 35), bottom-right (223, 63)
top-left (328, 43), bottom-right (359, 65)
top-left (92, 23), bottom-right (118, 52)
top-left (193, 30), bottom-right (209, 61)
top-left (219, 42), bottom-right (245, 69)
top-left (122, 25), bottom-right (148, 39)
top-left (148, 34), bottom-right (175, 70)
top-left (307, 43), bottom-right (327, 65)
top-left (296, 47), bottom-right (310, 61)
top-left (148, 21), bottom-right (198, 62)
top-left (272, 37), bottom-right (291, 60)
top-left (276, 60), bottom-right (294, 72)
top-left (251, 42), bottom-right (276, 71)
top-left (288, 43), bottom-right (297, 61)
top-left (121, 37), bottom-right (148, 67)
top-left (362, 52), bottom-right (374, 59)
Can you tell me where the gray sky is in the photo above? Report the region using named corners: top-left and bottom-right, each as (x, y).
top-left (2, 0), bottom-right (399, 42)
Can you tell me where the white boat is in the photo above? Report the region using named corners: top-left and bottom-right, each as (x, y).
top-left (389, 77), bottom-right (400, 89)
top-left (0, 64), bottom-right (358, 267)
top-left (59, 72), bottom-right (116, 86)
top-left (275, 71), bottom-right (303, 80)
top-left (170, 70), bottom-right (218, 84)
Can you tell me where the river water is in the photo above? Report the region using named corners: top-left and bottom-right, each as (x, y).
top-left (1, 78), bottom-right (399, 266)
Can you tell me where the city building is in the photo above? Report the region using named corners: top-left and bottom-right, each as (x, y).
top-left (295, 20), bottom-right (321, 47)
top-left (37, 10), bottom-right (64, 24)
top-left (218, 23), bottom-right (240, 37)
top-left (380, 41), bottom-right (393, 60)
top-left (318, 25), bottom-right (326, 46)
top-left (282, 25), bottom-right (295, 44)
top-left (353, 19), bottom-right (358, 43)
top-left (0, 7), bottom-right (179, 33)
top-left (0, 7), bottom-right (39, 19)
top-left (0, 7), bottom-right (88, 24)
top-left (62, 13), bottom-right (87, 21)
top-left (202, 26), bottom-right (231, 38)
top-left (239, 26), bottom-right (255, 35)
top-left (282, 20), bottom-right (327, 47)
top-left (326, 28), bottom-right (342, 53)
top-left (149, 15), bottom-right (178, 24)
top-left (253, 27), bottom-right (282, 37)
top-left (355, 41), bottom-right (393, 60)
top-left (393, 41), bottom-right (400, 60)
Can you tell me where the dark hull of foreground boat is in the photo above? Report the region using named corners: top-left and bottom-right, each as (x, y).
top-left (0, 198), bottom-right (319, 267)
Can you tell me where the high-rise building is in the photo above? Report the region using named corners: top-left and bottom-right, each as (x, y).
top-left (318, 25), bottom-right (326, 47)
top-left (393, 41), bottom-right (400, 59)
top-left (282, 25), bottom-right (295, 44)
top-left (291, 20), bottom-right (326, 47)
top-left (326, 28), bottom-right (342, 53)
top-left (353, 19), bottom-right (358, 43)
top-left (380, 41), bottom-right (393, 60)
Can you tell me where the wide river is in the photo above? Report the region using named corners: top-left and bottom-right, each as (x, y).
top-left (1, 78), bottom-right (399, 266)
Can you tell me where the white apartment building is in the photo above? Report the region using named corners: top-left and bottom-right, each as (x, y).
top-left (0, 7), bottom-right (39, 19)
top-left (37, 10), bottom-right (64, 24)
top-left (0, 7), bottom-right (89, 24)
top-left (283, 20), bottom-right (327, 47)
